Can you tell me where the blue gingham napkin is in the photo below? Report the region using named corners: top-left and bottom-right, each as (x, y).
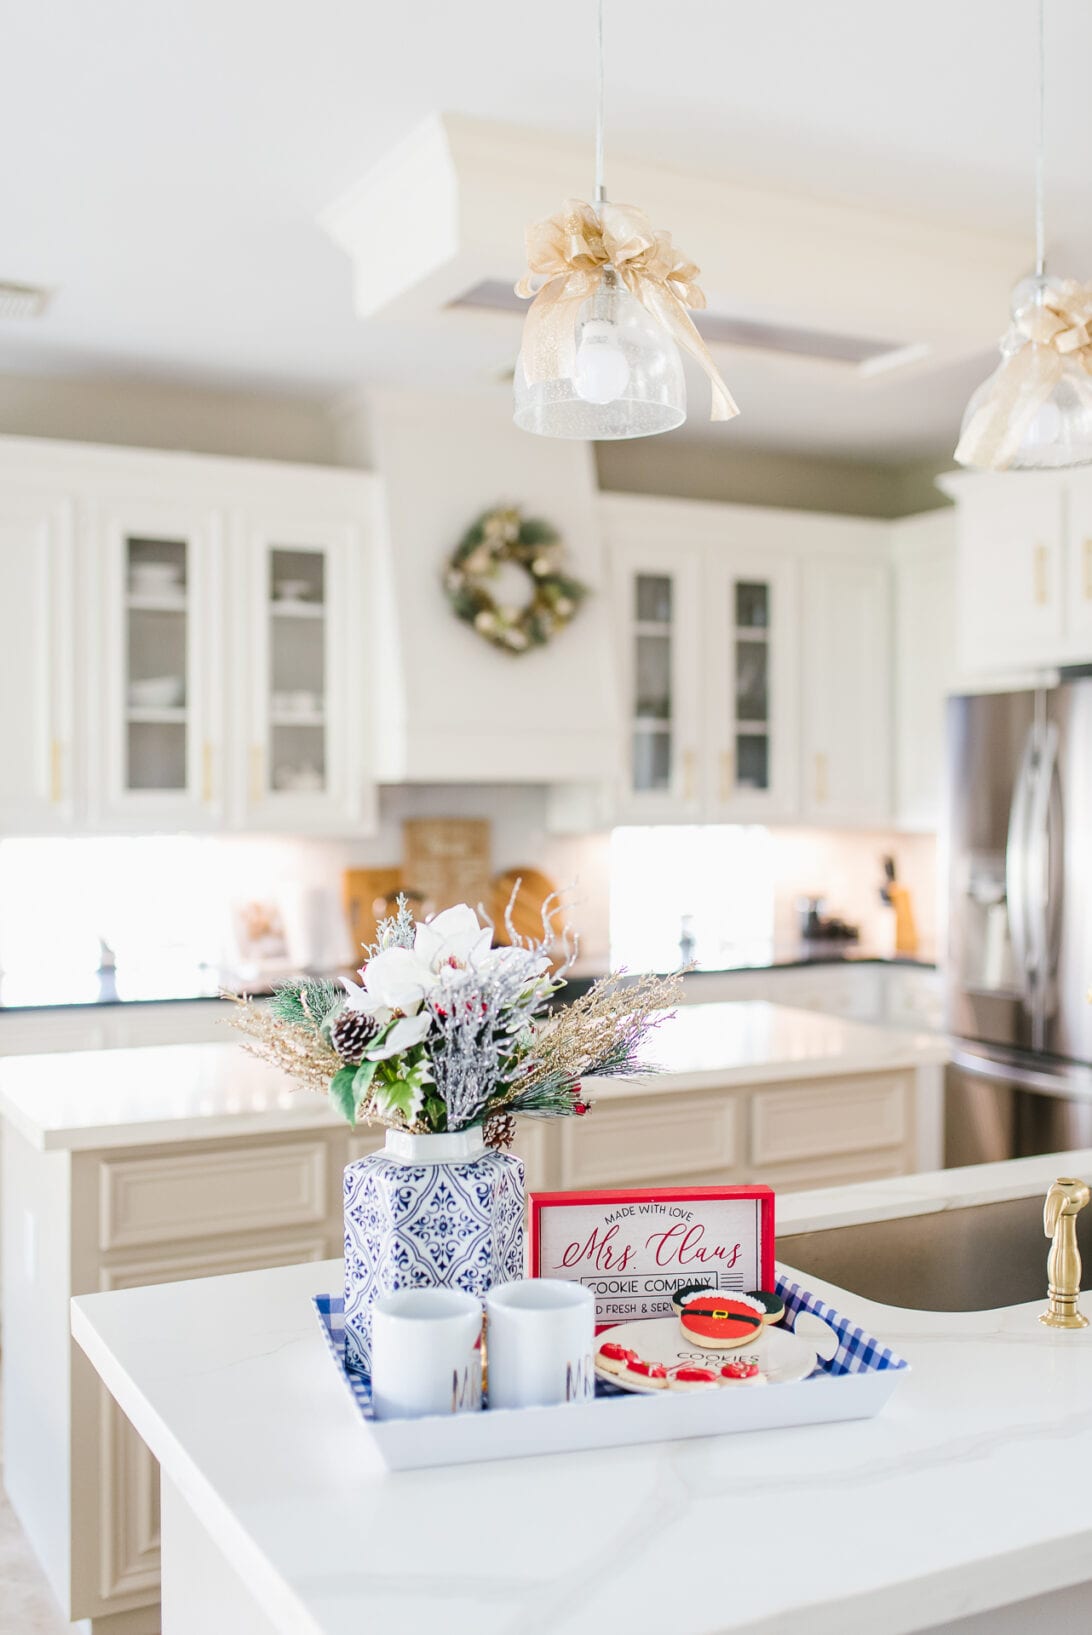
top-left (776, 1271), bottom-right (909, 1377)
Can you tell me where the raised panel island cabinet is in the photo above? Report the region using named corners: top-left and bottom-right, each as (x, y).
top-left (0, 1008), bottom-right (944, 1633)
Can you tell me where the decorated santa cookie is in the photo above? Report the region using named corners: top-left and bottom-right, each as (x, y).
top-left (624, 1357), bottom-right (668, 1389)
top-left (678, 1291), bottom-right (766, 1350)
top-left (596, 1342), bottom-right (637, 1377)
top-left (667, 1365), bottom-right (720, 1392)
top-left (670, 1282), bottom-right (716, 1316)
top-left (719, 1359), bottom-right (763, 1386)
top-left (746, 1289), bottom-right (786, 1326)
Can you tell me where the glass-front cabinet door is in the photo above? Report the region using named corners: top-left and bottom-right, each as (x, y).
top-left (615, 545), bottom-right (703, 819)
top-left (707, 552), bottom-right (798, 821)
top-left (92, 503), bottom-right (223, 828)
top-left (239, 523), bottom-right (367, 831)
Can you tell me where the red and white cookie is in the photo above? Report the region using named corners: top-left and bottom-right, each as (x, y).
top-left (678, 1291), bottom-right (767, 1350)
top-left (719, 1359), bottom-right (763, 1386)
top-left (667, 1365), bottom-right (720, 1392)
top-left (623, 1357), bottom-right (669, 1390)
top-left (596, 1341), bottom-right (638, 1378)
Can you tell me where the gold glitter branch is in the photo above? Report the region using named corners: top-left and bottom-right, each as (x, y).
top-left (520, 969), bottom-right (685, 1095)
top-left (225, 994), bottom-right (342, 1097)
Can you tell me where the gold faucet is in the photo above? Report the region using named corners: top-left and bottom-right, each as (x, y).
top-left (1040, 1178), bottom-right (1090, 1330)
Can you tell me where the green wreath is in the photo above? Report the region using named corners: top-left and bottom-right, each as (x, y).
top-left (443, 505), bottom-right (589, 654)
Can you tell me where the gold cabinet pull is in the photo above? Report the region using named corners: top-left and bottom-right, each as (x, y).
top-left (682, 748), bottom-right (696, 802)
top-left (250, 744), bottom-right (264, 804)
top-left (814, 751), bottom-right (828, 805)
top-left (1034, 543), bottom-right (1050, 605)
top-left (1084, 537), bottom-right (1092, 600)
top-left (50, 739), bottom-right (64, 804)
top-left (720, 748), bottom-right (734, 803)
top-left (202, 742), bottom-right (214, 804)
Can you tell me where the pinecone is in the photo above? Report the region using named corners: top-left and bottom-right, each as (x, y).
top-left (328, 1006), bottom-right (379, 1065)
top-left (483, 1112), bottom-right (517, 1151)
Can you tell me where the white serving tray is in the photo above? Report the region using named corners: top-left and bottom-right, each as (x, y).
top-left (311, 1272), bottom-right (909, 1473)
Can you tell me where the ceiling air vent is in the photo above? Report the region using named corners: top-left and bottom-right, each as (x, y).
top-left (0, 281), bottom-right (51, 320)
top-left (449, 279), bottom-right (916, 371)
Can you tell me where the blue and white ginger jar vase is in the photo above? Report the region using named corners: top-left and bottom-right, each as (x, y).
top-left (342, 1126), bottom-right (524, 1376)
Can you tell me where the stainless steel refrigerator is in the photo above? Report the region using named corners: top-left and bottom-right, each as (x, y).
top-left (945, 675), bottom-right (1092, 1165)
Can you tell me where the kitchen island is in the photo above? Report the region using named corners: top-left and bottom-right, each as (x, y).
top-left (0, 1004), bottom-right (944, 1632)
top-left (70, 1148), bottom-right (1092, 1635)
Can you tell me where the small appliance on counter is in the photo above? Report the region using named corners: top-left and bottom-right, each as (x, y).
top-left (795, 896), bottom-right (859, 945)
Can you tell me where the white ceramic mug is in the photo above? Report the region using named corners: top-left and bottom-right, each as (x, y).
top-left (370, 1288), bottom-right (483, 1421)
top-left (486, 1279), bottom-right (595, 1410)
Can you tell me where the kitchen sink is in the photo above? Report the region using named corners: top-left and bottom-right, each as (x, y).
top-left (779, 1190), bottom-right (1092, 1312)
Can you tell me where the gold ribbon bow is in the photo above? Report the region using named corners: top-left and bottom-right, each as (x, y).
top-left (515, 198), bottom-right (739, 423)
top-left (956, 279), bottom-right (1092, 470)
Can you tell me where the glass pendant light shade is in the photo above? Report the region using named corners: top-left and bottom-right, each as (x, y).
top-left (513, 274), bottom-right (686, 440)
top-left (956, 275), bottom-right (1092, 470)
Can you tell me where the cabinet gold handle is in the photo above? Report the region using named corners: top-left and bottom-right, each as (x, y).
top-left (1084, 538), bottom-right (1092, 600)
top-left (720, 748), bottom-right (734, 802)
top-left (814, 751), bottom-right (828, 805)
top-left (1034, 543), bottom-right (1049, 605)
top-left (202, 742), bottom-right (214, 804)
top-left (682, 748), bottom-right (696, 802)
top-left (250, 744), bottom-right (264, 804)
top-left (50, 739), bottom-right (64, 804)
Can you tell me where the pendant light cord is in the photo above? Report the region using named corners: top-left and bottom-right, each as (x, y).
top-left (1035, 0), bottom-right (1046, 279)
top-left (594, 0), bottom-right (606, 207)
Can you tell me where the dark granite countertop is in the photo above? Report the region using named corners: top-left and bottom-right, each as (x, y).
top-left (0, 943), bottom-right (937, 1015)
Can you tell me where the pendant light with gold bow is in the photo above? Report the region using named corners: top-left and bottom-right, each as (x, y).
top-left (956, 0), bottom-right (1092, 471)
top-left (513, 0), bottom-right (739, 440)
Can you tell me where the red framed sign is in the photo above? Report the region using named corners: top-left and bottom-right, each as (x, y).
top-left (530, 1186), bottom-right (775, 1325)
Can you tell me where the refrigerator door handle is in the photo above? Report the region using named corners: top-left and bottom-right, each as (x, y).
top-left (1004, 726), bottom-right (1037, 1003)
top-left (1027, 720), bottom-right (1062, 1031)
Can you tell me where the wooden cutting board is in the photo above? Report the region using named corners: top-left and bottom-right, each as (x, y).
top-left (402, 819), bottom-right (491, 919)
top-left (342, 867), bottom-right (402, 960)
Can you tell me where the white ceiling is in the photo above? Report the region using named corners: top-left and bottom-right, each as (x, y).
top-left (1, 0), bottom-right (1089, 461)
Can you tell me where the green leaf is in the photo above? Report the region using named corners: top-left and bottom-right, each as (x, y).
top-left (370, 1050), bottom-right (433, 1127)
top-left (423, 1094), bottom-right (448, 1133)
top-left (353, 1059), bottom-right (378, 1100)
top-left (328, 1066), bottom-right (359, 1127)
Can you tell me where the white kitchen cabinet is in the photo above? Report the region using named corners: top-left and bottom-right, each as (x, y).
top-left (87, 496), bottom-right (226, 830)
top-left (706, 549), bottom-right (799, 821)
top-left (945, 473), bottom-right (1065, 676)
top-left (1064, 471), bottom-right (1092, 650)
top-left (800, 552), bottom-right (891, 825)
top-left (235, 519), bottom-right (372, 833)
top-left (0, 493), bottom-right (76, 834)
top-left (890, 511), bottom-right (957, 831)
top-left (607, 496), bottom-right (802, 823)
top-left (612, 538), bottom-right (705, 820)
top-left (0, 437), bottom-right (379, 837)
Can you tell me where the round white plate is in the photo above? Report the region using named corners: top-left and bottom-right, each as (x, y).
top-left (596, 1315), bottom-right (818, 1393)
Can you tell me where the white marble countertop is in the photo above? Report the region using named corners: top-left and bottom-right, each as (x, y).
top-left (0, 1002), bottom-right (945, 1152)
top-left (71, 1150), bottom-right (1092, 1635)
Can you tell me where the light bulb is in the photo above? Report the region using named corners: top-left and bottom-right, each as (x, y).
top-left (573, 317), bottom-right (631, 404)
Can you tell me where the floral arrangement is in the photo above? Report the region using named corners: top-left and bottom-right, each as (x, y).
top-left (230, 897), bottom-right (681, 1144)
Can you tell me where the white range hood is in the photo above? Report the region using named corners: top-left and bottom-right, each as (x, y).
top-left (359, 388), bottom-right (620, 785)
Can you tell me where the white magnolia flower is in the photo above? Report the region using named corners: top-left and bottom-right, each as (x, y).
top-left (339, 976), bottom-right (392, 1025)
top-left (364, 1012), bottom-right (432, 1061)
top-left (354, 906), bottom-right (500, 1040)
top-left (413, 904), bottom-right (493, 976)
top-left (362, 945), bottom-right (434, 1014)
